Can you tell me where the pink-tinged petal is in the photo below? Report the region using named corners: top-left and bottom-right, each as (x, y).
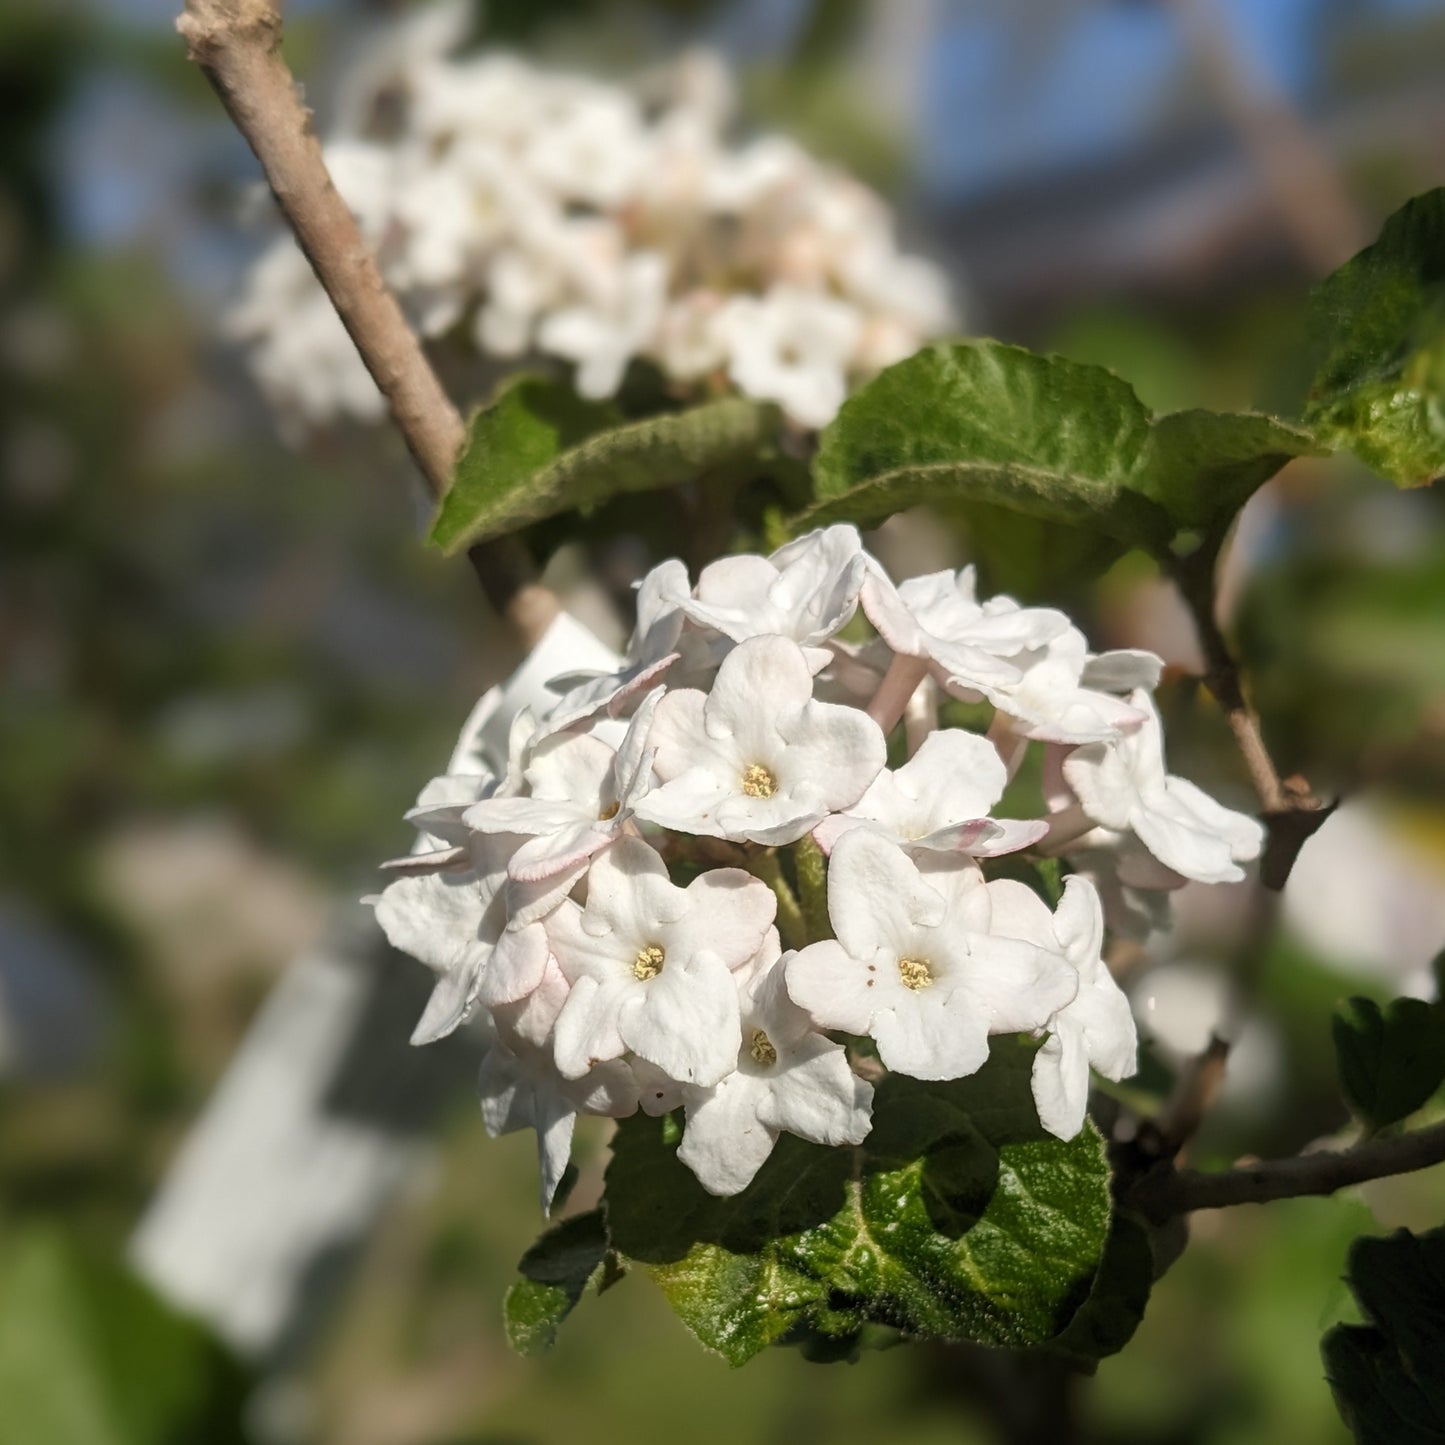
top-left (492, 955), bottom-right (570, 1047)
top-left (1031, 1027), bottom-right (1090, 1140)
top-left (379, 845), bottom-right (471, 876)
top-left (785, 940), bottom-right (878, 1035)
top-left (859, 565), bottom-right (925, 655)
top-left (480, 922), bottom-right (552, 1006)
top-left (826, 830), bottom-right (944, 960)
top-left (872, 997), bottom-right (989, 1081)
top-left (507, 858), bottom-right (590, 929)
top-left (812, 813), bottom-right (865, 855)
top-left (552, 974), bottom-right (630, 1078)
top-left (677, 1075), bottom-right (779, 1195)
top-left (676, 868), bottom-right (777, 970)
top-left (925, 818), bottom-right (1048, 857)
top-left (608, 685), bottom-right (663, 811)
top-left (507, 822), bottom-right (610, 884)
top-left (622, 950), bottom-right (742, 1086)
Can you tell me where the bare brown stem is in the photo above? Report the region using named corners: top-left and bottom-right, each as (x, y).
top-left (178, 0), bottom-right (557, 642)
top-left (1128, 1118), bottom-right (1445, 1219)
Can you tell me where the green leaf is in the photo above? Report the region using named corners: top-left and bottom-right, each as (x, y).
top-left (793, 340), bottom-right (1320, 549)
top-left (1332, 995), bottom-right (1445, 1131)
top-left (604, 1037), bottom-right (1111, 1365)
top-left (1304, 187), bottom-right (1445, 487)
top-left (1323, 1226), bottom-right (1445, 1444)
top-left (1045, 1210), bottom-right (1156, 1369)
top-left (503, 1208), bottom-right (615, 1357)
top-left (430, 377), bottom-right (783, 553)
top-left (0, 1227), bottom-right (247, 1445)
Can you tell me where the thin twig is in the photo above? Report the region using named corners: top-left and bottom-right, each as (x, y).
top-left (178, 0), bottom-right (557, 642)
top-left (1168, 533), bottom-right (1330, 891)
top-left (1127, 1118), bottom-right (1445, 1219)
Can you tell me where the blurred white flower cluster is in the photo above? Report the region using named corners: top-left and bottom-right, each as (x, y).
top-left (229, 5), bottom-right (955, 434)
top-left (371, 526), bottom-right (1262, 1208)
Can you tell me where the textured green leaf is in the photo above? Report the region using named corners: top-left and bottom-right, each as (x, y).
top-left (1045, 1210), bottom-right (1156, 1368)
top-left (503, 1209), bottom-right (614, 1357)
top-left (1323, 1227), bottom-right (1445, 1444)
top-left (792, 340), bottom-right (1319, 548)
top-left (605, 1038), bottom-right (1111, 1366)
top-left (1332, 995), bottom-right (1445, 1132)
top-left (0, 1228), bottom-right (247, 1445)
top-left (430, 377), bottom-right (783, 553)
top-left (1304, 188), bottom-right (1445, 487)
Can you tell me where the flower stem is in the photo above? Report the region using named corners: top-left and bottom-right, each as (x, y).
top-left (791, 834), bottom-right (831, 945)
top-left (748, 848), bottom-right (807, 952)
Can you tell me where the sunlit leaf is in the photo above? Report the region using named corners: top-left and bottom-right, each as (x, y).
top-left (1304, 187), bottom-right (1445, 487)
top-left (503, 1209), bottom-right (616, 1356)
top-left (430, 377), bottom-right (782, 553)
top-left (793, 341), bottom-right (1319, 550)
top-left (604, 1038), bottom-right (1111, 1366)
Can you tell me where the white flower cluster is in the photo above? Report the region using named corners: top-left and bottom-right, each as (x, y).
top-left (372, 527), bottom-right (1263, 1208)
top-left (230, 7), bottom-right (954, 433)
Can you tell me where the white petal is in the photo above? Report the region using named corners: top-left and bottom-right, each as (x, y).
top-left (622, 949), bottom-right (742, 1086)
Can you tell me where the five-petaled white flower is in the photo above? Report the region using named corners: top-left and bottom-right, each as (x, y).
top-left (1062, 689), bottom-right (1264, 883)
top-left (786, 830), bottom-right (1077, 1081)
top-left (544, 836), bottom-right (776, 1085)
top-left (813, 727), bottom-right (1047, 859)
top-left (675, 937), bottom-right (874, 1195)
top-left (634, 634), bottom-right (886, 845)
top-left (985, 875), bottom-right (1138, 1139)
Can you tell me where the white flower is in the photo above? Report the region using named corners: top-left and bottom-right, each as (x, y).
top-left (478, 957), bottom-right (639, 1211)
top-left (680, 526), bottom-right (869, 669)
top-left (986, 876), bottom-right (1137, 1139)
top-left (976, 628), bottom-right (1152, 745)
top-left (675, 940), bottom-right (874, 1195)
top-left (633, 635), bottom-right (886, 845)
top-left (537, 560), bottom-right (691, 740)
top-left (813, 727), bottom-right (1046, 859)
top-left (372, 832), bottom-right (518, 1044)
top-left (545, 837), bottom-right (775, 1085)
top-left (861, 564), bottom-right (1072, 697)
top-left (463, 688), bottom-right (661, 924)
top-left (1062, 689), bottom-right (1264, 884)
top-left (717, 285), bottom-right (861, 429)
top-left (537, 250), bottom-right (670, 399)
top-left (786, 830), bottom-right (1077, 1080)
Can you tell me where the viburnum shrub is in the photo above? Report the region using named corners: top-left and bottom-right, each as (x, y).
top-left (197, 0), bottom-right (1445, 1413)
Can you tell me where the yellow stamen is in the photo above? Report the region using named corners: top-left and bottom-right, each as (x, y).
top-left (598, 801), bottom-right (620, 821)
top-left (741, 763), bottom-right (777, 799)
top-left (898, 956), bottom-right (934, 991)
top-left (749, 1029), bottom-right (778, 1066)
top-left (633, 944), bottom-right (665, 981)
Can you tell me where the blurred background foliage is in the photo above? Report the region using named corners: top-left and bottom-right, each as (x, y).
top-left (2, 1), bottom-right (1444, 1443)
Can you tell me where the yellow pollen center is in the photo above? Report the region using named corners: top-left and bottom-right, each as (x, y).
top-left (632, 944), bottom-right (665, 981)
top-left (741, 763), bottom-right (777, 799)
top-left (598, 801), bottom-right (620, 822)
top-left (749, 1029), bottom-right (778, 1066)
top-left (898, 956), bottom-right (934, 991)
